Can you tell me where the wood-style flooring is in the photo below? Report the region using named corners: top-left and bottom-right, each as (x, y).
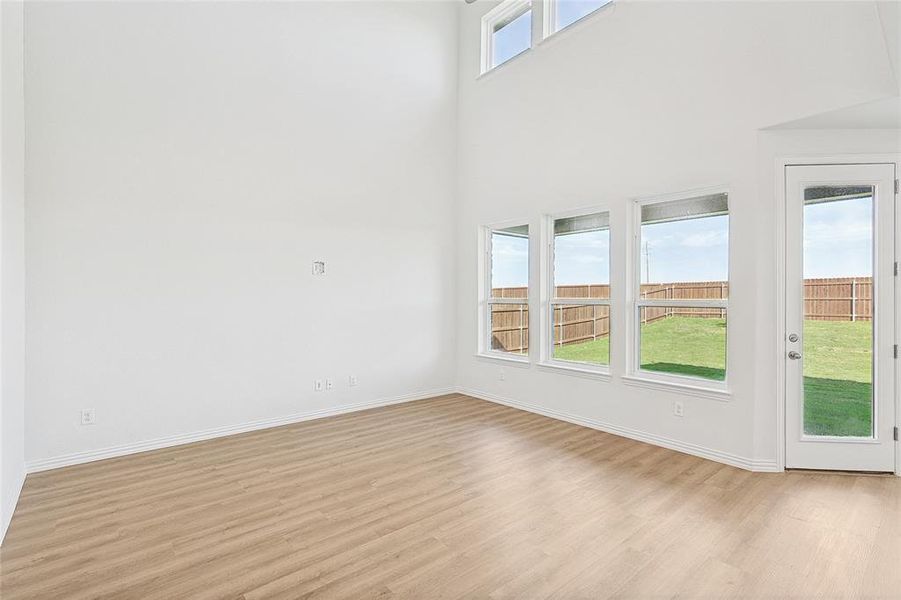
top-left (1, 394), bottom-right (899, 599)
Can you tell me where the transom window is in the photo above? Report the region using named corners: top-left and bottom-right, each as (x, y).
top-left (548, 212), bottom-right (611, 368)
top-left (481, 0), bottom-right (532, 74)
top-left (544, 0), bottom-right (613, 38)
top-left (634, 193), bottom-right (729, 384)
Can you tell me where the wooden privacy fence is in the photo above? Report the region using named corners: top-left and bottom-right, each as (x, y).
top-left (639, 281), bottom-right (728, 325)
top-left (803, 277), bottom-right (872, 322)
top-left (489, 286), bottom-right (529, 354)
top-left (489, 277), bottom-right (872, 353)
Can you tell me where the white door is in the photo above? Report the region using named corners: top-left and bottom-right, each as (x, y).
top-left (785, 163), bottom-right (896, 472)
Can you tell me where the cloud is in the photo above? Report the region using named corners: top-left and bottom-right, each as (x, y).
top-left (804, 221), bottom-right (871, 246)
top-left (681, 230), bottom-right (728, 248)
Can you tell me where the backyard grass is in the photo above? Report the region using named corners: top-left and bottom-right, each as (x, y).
top-left (553, 316), bottom-right (873, 437)
top-left (801, 320), bottom-right (872, 437)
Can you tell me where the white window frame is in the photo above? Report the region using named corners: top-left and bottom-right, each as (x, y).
top-left (542, 0), bottom-right (614, 40)
top-left (479, 222), bottom-right (531, 363)
top-left (624, 187), bottom-right (731, 399)
top-left (480, 0), bottom-right (533, 74)
top-left (540, 208), bottom-right (612, 378)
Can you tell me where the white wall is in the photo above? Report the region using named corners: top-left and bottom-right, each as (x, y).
top-left (24, 1), bottom-right (459, 468)
top-left (455, 0), bottom-right (899, 468)
top-left (14, 0), bottom-right (901, 483)
top-left (1, 0), bottom-right (27, 542)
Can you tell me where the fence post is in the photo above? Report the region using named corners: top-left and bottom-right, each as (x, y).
top-left (518, 304), bottom-right (524, 354)
top-left (720, 282), bottom-right (725, 318)
top-left (850, 279), bottom-right (856, 322)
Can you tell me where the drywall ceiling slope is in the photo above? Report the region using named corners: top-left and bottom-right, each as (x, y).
top-left (754, 1), bottom-right (898, 131)
top-left (765, 2), bottom-right (901, 131)
top-left (763, 96), bottom-right (901, 130)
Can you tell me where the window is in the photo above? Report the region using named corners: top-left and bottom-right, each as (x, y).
top-left (547, 212), bottom-right (610, 369)
top-left (484, 224), bottom-right (530, 357)
top-left (481, 0), bottom-right (532, 74)
top-left (634, 193), bottom-right (729, 384)
top-left (544, 0), bottom-right (612, 37)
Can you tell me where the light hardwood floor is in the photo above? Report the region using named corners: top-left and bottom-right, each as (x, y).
top-left (1, 394), bottom-right (899, 599)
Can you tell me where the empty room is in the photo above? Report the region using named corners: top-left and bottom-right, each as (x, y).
top-left (1, 0), bottom-right (900, 598)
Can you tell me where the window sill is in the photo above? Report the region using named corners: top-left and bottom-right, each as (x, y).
top-left (477, 47), bottom-right (533, 80)
top-left (621, 374), bottom-right (731, 402)
top-left (537, 361), bottom-right (611, 381)
top-left (475, 352), bottom-right (531, 367)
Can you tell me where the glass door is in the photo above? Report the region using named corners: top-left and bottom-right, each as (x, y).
top-left (785, 164), bottom-right (896, 472)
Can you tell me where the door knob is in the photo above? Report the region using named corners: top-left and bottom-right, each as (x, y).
top-left (788, 351), bottom-right (802, 360)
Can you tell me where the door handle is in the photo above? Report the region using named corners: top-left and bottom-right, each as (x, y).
top-left (788, 351), bottom-right (802, 360)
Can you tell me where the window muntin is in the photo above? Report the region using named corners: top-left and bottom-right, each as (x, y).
top-left (487, 225), bottom-right (530, 356)
top-left (481, 0), bottom-right (532, 74)
top-left (550, 212), bottom-right (610, 368)
top-left (636, 193), bottom-right (729, 384)
top-left (545, 0), bottom-right (612, 38)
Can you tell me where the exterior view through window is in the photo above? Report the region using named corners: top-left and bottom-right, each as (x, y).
top-left (554, 0), bottom-right (612, 33)
top-left (489, 225), bottom-right (530, 355)
top-left (802, 186), bottom-right (874, 437)
top-left (638, 194), bottom-right (729, 382)
top-left (551, 212), bottom-right (611, 366)
top-left (493, 8), bottom-right (531, 68)
top-left (482, 0), bottom-right (532, 73)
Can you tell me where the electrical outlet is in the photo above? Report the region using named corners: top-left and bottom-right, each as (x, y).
top-left (312, 261), bottom-right (326, 276)
top-left (80, 409), bottom-right (96, 425)
top-left (499, 369), bottom-right (506, 381)
top-left (314, 380), bottom-right (324, 392)
top-left (348, 375), bottom-right (358, 387)
top-left (326, 379), bottom-right (334, 391)
top-left (673, 401), bottom-right (684, 418)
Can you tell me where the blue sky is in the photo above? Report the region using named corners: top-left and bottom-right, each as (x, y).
top-left (804, 197), bottom-right (872, 279)
top-left (493, 10), bottom-right (530, 67)
top-left (556, 0), bottom-right (612, 30)
top-left (491, 234), bottom-right (529, 288)
top-left (640, 216), bottom-right (728, 283)
top-left (556, 230), bottom-right (609, 285)
top-left (490, 197), bottom-right (872, 288)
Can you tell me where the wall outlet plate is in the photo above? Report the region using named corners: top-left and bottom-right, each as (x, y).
top-left (314, 380), bottom-right (324, 392)
top-left (80, 409), bottom-right (96, 425)
top-left (312, 261), bottom-right (326, 276)
top-left (326, 379), bottom-right (334, 390)
top-left (348, 375), bottom-right (358, 387)
top-left (673, 401), bottom-right (684, 417)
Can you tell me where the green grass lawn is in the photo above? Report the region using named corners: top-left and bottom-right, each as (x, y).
top-left (553, 317), bottom-right (873, 437)
top-left (801, 320), bottom-right (872, 437)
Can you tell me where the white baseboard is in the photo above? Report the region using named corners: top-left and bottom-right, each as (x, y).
top-left (26, 387), bottom-right (456, 474)
top-left (458, 387), bottom-right (780, 473)
top-left (1, 467), bottom-right (27, 546)
top-left (24, 385), bottom-right (782, 476)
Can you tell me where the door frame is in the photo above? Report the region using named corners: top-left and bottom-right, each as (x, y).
top-left (775, 154), bottom-right (901, 475)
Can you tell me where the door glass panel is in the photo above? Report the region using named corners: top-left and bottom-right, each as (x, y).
top-left (802, 186), bottom-right (874, 437)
